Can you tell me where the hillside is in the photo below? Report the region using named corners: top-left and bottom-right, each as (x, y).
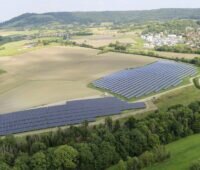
top-left (145, 134), bottom-right (200, 170)
top-left (1, 8), bottom-right (200, 28)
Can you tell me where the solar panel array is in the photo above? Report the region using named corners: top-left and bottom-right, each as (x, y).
top-left (0, 97), bottom-right (146, 136)
top-left (92, 60), bottom-right (197, 99)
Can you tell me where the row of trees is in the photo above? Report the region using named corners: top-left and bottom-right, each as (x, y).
top-left (0, 35), bottom-right (26, 46)
top-left (142, 20), bottom-right (200, 35)
top-left (1, 101), bottom-right (200, 169)
top-left (109, 42), bottom-right (130, 51)
top-left (155, 45), bottom-right (200, 54)
top-left (112, 145), bottom-right (170, 170)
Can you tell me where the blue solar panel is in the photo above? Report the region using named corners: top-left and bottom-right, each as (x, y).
top-left (0, 97), bottom-right (146, 136)
top-left (92, 60), bottom-right (197, 99)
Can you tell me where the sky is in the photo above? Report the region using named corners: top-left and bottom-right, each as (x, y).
top-left (0, 0), bottom-right (200, 21)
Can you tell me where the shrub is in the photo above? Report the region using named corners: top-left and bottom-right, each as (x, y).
top-left (190, 159), bottom-right (200, 170)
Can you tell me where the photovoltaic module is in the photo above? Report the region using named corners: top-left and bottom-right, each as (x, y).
top-left (0, 97), bottom-right (146, 136)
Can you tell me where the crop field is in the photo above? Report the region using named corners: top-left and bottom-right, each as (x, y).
top-left (145, 134), bottom-right (200, 170)
top-left (72, 33), bottom-right (135, 47)
top-left (0, 46), bottom-right (157, 114)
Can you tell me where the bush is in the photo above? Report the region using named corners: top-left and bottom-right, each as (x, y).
top-left (152, 145), bottom-right (170, 162)
top-left (190, 159), bottom-right (200, 170)
top-left (139, 151), bottom-right (154, 167)
top-left (193, 77), bottom-right (200, 89)
top-left (115, 160), bottom-right (126, 170)
top-left (127, 157), bottom-right (141, 170)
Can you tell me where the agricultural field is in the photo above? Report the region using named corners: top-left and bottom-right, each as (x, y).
top-left (0, 46), bottom-right (157, 114)
top-left (72, 33), bottom-right (135, 48)
top-left (145, 134), bottom-right (200, 170)
top-left (155, 51), bottom-right (200, 59)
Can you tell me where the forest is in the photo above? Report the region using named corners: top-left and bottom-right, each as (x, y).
top-left (1, 8), bottom-right (200, 28)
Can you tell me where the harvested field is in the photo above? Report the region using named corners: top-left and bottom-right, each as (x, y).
top-left (0, 46), bottom-right (157, 113)
top-left (73, 34), bottom-right (135, 47)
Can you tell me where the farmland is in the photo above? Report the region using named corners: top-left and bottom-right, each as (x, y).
top-left (0, 46), bottom-right (157, 113)
top-left (1, 7), bottom-right (200, 170)
top-left (73, 33), bottom-right (135, 48)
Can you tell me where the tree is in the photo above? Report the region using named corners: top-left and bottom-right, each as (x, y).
top-left (115, 160), bottom-right (126, 170)
top-left (105, 117), bottom-right (113, 131)
top-left (113, 120), bottom-right (121, 132)
top-left (139, 151), bottom-right (154, 167)
top-left (153, 145), bottom-right (170, 162)
top-left (129, 129), bottom-right (147, 156)
top-left (80, 121), bottom-right (90, 140)
top-left (52, 145), bottom-right (78, 170)
top-left (30, 152), bottom-right (47, 170)
top-left (95, 142), bottom-right (120, 170)
top-left (114, 130), bottom-right (130, 160)
top-left (0, 162), bottom-right (10, 170)
top-left (190, 159), bottom-right (200, 170)
top-left (75, 143), bottom-right (94, 170)
top-left (125, 117), bottom-right (137, 129)
top-left (127, 157), bottom-right (141, 170)
top-left (192, 118), bottom-right (200, 133)
top-left (30, 142), bottom-right (47, 154)
top-left (13, 153), bottom-right (29, 170)
top-left (189, 102), bottom-right (200, 113)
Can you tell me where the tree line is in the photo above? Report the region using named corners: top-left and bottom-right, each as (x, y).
top-left (155, 45), bottom-right (200, 55)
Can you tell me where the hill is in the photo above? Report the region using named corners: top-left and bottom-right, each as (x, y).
top-left (145, 134), bottom-right (200, 170)
top-left (1, 8), bottom-right (200, 28)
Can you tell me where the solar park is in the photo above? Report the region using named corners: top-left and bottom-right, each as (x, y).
top-left (0, 97), bottom-right (146, 136)
top-left (92, 60), bottom-right (197, 99)
top-left (0, 54), bottom-right (198, 136)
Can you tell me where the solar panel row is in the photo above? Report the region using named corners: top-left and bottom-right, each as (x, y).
top-left (92, 60), bottom-right (197, 99)
top-left (0, 97), bottom-right (146, 136)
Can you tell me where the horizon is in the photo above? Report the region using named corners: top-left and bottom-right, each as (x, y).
top-left (3, 7), bottom-right (200, 22)
top-left (1, 0), bottom-right (200, 21)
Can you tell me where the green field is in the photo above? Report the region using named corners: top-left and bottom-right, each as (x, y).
top-left (145, 134), bottom-right (200, 170)
top-left (0, 40), bottom-right (40, 56)
top-left (155, 85), bottom-right (200, 110)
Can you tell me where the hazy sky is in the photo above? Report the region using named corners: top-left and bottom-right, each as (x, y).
top-left (0, 0), bottom-right (200, 21)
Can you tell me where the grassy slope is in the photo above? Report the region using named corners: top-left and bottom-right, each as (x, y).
top-left (0, 40), bottom-right (35, 56)
top-left (108, 134), bottom-right (200, 170)
top-left (155, 85), bottom-right (200, 110)
top-left (145, 134), bottom-right (200, 170)
top-left (0, 38), bottom-right (60, 57)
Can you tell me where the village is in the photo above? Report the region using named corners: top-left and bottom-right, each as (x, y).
top-left (141, 33), bottom-right (184, 48)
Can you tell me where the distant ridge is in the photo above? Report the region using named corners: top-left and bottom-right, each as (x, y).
top-left (1, 8), bottom-right (200, 28)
